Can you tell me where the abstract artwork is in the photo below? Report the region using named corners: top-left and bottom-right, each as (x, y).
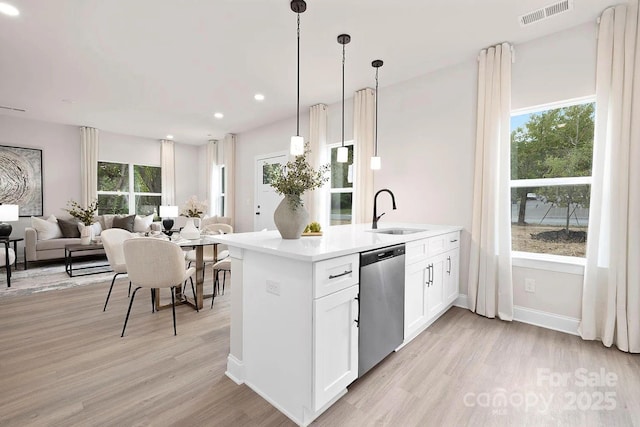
top-left (0, 145), bottom-right (43, 216)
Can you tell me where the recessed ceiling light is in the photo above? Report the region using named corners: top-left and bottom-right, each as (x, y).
top-left (214, 112), bottom-right (224, 119)
top-left (0, 2), bottom-right (19, 16)
top-left (166, 135), bottom-right (174, 139)
top-left (254, 94), bottom-right (265, 101)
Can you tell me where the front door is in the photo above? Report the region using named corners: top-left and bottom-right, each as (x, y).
top-left (254, 152), bottom-right (287, 231)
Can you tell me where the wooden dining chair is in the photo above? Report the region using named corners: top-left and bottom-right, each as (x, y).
top-left (121, 238), bottom-right (196, 336)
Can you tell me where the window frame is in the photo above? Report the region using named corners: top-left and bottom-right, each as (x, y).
top-left (327, 140), bottom-right (355, 226)
top-left (97, 162), bottom-right (162, 216)
top-left (509, 96), bottom-right (595, 261)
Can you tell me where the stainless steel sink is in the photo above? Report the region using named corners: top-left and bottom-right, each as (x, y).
top-left (367, 228), bottom-right (426, 235)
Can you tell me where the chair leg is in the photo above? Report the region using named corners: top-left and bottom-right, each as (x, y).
top-left (103, 272), bottom-right (123, 311)
top-left (171, 287), bottom-right (177, 336)
top-left (211, 271), bottom-right (218, 309)
top-left (222, 271), bottom-right (227, 295)
top-left (151, 289), bottom-right (156, 313)
top-left (121, 286), bottom-right (142, 337)
top-left (128, 282), bottom-right (132, 297)
top-left (190, 280), bottom-right (199, 312)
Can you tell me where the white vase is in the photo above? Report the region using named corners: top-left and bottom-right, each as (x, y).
top-left (273, 195), bottom-right (309, 240)
top-left (181, 217), bottom-right (201, 240)
top-left (80, 224), bottom-right (93, 245)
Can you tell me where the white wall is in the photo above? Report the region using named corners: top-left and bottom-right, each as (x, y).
top-left (0, 115), bottom-right (201, 260)
top-left (232, 22), bottom-right (597, 321)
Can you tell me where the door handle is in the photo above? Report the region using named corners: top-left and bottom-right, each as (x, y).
top-left (447, 256), bottom-right (451, 275)
top-left (354, 294), bottom-right (360, 328)
top-left (329, 270), bottom-right (352, 280)
top-left (429, 263), bottom-right (434, 286)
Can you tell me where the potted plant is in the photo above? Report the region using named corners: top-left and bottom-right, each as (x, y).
top-left (180, 196), bottom-right (208, 239)
top-left (65, 200), bottom-right (99, 245)
top-left (266, 144), bottom-right (329, 239)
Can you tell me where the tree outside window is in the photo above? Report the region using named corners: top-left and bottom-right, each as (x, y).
top-left (510, 101), bottom-right (594, 257)
top-left (97, 162), bottom-right (161, 217)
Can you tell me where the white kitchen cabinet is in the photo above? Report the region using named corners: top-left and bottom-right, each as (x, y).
top-left (426, 253), bottom-right (445, 319)
top-left (404, 259), bottom-right (429, 339)
top-left (313, 284), bottom-right (359, 410)
top-left (444, 248), bottom-right (459, 305)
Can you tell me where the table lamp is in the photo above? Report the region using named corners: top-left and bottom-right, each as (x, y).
top-left (159, 205), bottom-right (179, 235)
top-left (0, 204), bottom-right (19, 238)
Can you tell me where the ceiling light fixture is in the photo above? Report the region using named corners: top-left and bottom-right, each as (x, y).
top-left (0, 2), bottom-right (19, 16)
top-left (166, 135), bottom-right (174, 139)
top-left (370, 59), bottom-right (383, 170)
top-left (254, 93), bottom-right (265, 101)
top-left (337, 33), bottom-right (351, 163)
top-left (289, 0), bottom-right (306, 156)
top-left (214, 112), bottom-right (224, 119)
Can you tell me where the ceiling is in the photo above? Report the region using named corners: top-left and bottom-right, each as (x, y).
top-left (0, 0), bottom-right (621, 145)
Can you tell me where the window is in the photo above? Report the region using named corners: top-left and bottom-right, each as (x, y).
top-left (328, 142), bottom-right (354, 225)
top-left (97, 162), bottom-right (161, 216)
top-left (220, 165), bottom-right (226, 217)
top-left (510, 99), bottom-right (595, 257)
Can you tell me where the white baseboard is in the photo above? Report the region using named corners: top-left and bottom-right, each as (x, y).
top-left (513, 305), bottom-right (580, 336)
top-left (225, 354), bottom-right (245, 385)
top-left (454, 294), bottom-right (469, 309)
top-left (452, 294), bottom-right (579, 336)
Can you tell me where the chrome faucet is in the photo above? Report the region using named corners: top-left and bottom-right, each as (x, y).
top-left (372, 189), bottom-right (396, 229)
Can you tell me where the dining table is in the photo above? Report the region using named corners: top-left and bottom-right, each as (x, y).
top-left (151, 233), bottom-right (219, 311)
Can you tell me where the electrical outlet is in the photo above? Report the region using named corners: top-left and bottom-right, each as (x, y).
top-left (266, 280), bottom-right (281, 296)
top-left (525, 278), bottom-right (536, 293)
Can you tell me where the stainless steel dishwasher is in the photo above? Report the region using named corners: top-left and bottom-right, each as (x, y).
top-left (358, 244), bottom-right (405, 377)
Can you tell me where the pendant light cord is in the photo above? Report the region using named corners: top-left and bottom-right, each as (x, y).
top-left (341, 42), bottom-right (345, 148)
top-left (296, 13), bottom-right (300, 137)
top-left (375, 67), bottom-right (379, 156)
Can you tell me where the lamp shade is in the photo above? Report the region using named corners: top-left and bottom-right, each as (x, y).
top-left (290, 135), bottom-right (304, 156)
top-left (336, 146), bottom-right (348, 163)
top-left (0, 204), bottom-right (19, 222)
top-left (370, 156), bottom-right (381, 170)
top-left (159, 205), bottom-right (179, 218)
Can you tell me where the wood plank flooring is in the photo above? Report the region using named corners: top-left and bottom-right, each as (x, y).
top-left (1, 274), bottom-right (639, 426)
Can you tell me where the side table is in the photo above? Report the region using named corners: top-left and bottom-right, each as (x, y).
top-left (64, 243), bottom-right (110, 277)
top-left (0, 236), bottom-right (22, 269)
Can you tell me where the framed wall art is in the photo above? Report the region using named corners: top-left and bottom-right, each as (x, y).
top-left (0, 145), bottom-right (43, 216)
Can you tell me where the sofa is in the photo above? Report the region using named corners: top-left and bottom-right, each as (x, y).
top-left (25, 214), bottom-right (161, 268)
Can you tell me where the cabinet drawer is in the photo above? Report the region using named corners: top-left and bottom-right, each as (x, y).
top-left (446, 231), bottom-right (460, 250)
top-left (427, 234), bottom-right (448, 257)
top-left (406, 238), bottom-right (429, 265)
top-left (314, 254), bottom-right (359, 299)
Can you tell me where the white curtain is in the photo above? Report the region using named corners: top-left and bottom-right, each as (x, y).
top-left (222, 134), bottom-right (236, 225)
top-left (80, 126), bottom-right (99, 207)
top-left (161, 139), bottom-right (175, 205)
top-left (467, 43), bottom-right (514, 321)
top-left (353, 88), bottom-right (375, 224)
top-left (308, 104), bottom-right (329, 225)
top-left (207, 139), bottom-right (220, 217)
top-left (580, 2), bottom-right (640, 352)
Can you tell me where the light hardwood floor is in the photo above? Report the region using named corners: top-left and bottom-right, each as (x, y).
top-left (1, 273), bottom-right (639, 427)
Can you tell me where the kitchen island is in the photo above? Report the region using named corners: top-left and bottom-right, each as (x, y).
top-left (211, 222), bottom-right (462, 426)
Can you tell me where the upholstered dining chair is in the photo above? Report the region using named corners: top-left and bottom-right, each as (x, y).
top-left (122, 238), bottom-right (196, 337)
top-left (1, 240), bottom-right (16, 287)
top-left (101, 228), bottom-right (134, 311)
top-left (211, 258), bottom-right (231, 308)
top-left (184, 223), bottom-right (232, 285)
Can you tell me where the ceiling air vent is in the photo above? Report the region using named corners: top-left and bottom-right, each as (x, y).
top-left (0, 105), bottom-right (26, 112)
top-left (519, 0), bottom-right (573, 26)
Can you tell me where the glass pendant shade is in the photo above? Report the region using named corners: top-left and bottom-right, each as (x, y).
top-left (290, 135), bottom-right (304, 156)
top-left (336, 146), bottom-right (348, 163)
top-left (370, 156), bottom-right (381, 170)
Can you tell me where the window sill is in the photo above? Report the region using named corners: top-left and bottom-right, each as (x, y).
top-left (512, 251), bottom-right (585, 275)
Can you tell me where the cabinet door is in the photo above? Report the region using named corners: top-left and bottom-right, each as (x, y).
top-left (404, 260), bottom-right (428, 339)
top-left (313, 285), bottom-right (359, 410)
top-left (444, 248), bottom-right (460, 305)
top-left (426, 254), bottom-right (445, 319)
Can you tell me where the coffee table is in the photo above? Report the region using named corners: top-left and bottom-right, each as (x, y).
top-left (64, 243), bottom-right (110, 277)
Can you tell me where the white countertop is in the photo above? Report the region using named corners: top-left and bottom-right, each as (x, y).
top-left (210, 222), bottom-right (462, 262)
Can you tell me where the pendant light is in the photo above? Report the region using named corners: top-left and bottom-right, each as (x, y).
top-left (337, 34), bottom-right (351, 163)
top-left (370, 59), bottom-right (383, 170)
top-left (290, 0), bottom-right (307, 156)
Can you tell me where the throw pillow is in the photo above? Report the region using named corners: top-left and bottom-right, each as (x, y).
top-left (99, 214), bottom-right (116, 230)
top-left (133, 213), bottom-right (155, 233)
top-left (58, 218), bottom-right (81, 238)
top-left (112, 214), bottom-right (135, 232)
top-left (31, 215), bottom-right (63, 240)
